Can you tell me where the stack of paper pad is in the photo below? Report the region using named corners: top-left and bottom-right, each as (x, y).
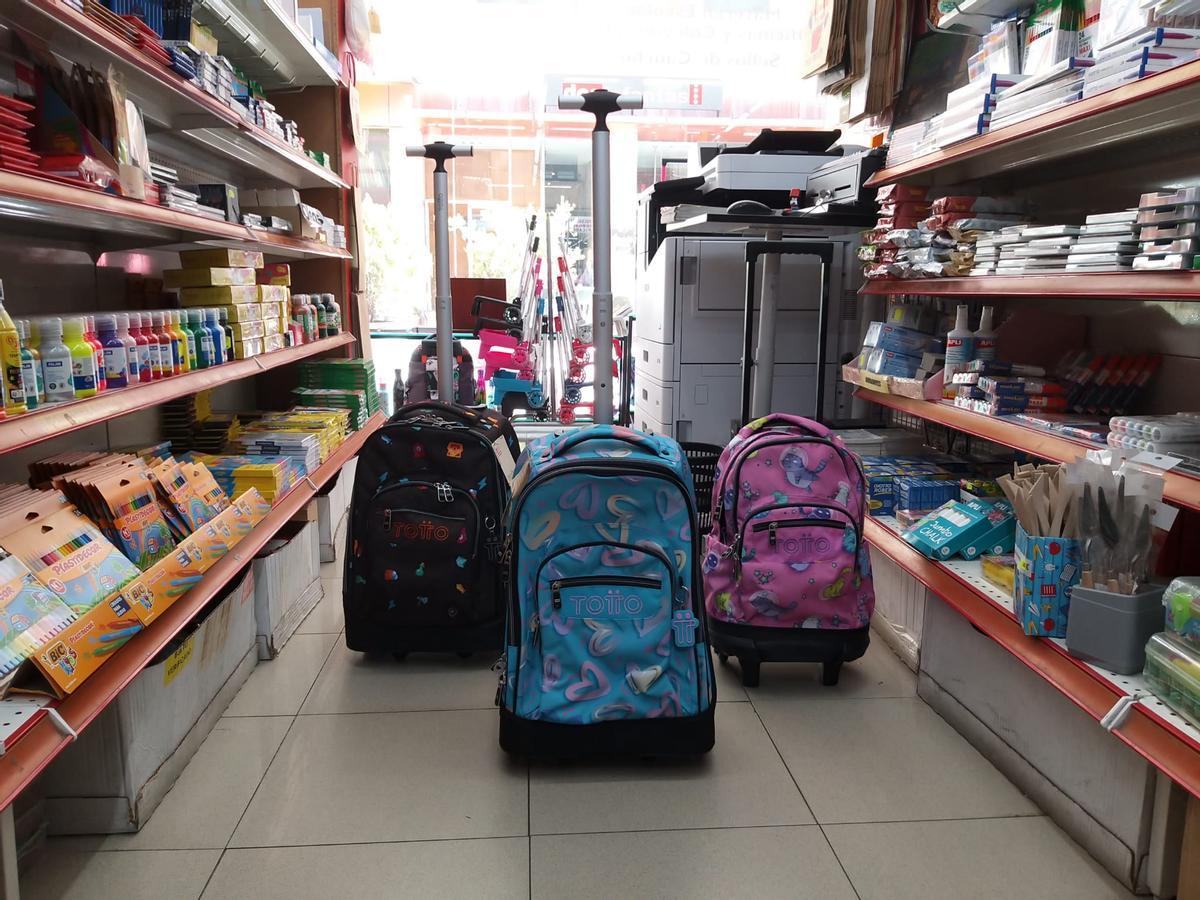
top-left (970, 228), bottom-right (1025, 275)
top-left (886, 121), bottom-right (934, 167)
top-left (190, 455), bottom-right (304, 505)
top-left (1134, 188), bottom-right (1200, 270)
top-left (1067, 210), bottom-right (1139, 271)
top-left (296, 359), bottom-right (382, 420)
top-left (292, 388), bottom-right (369, 430)
top-left (1083, 28), bottom-right (1200, 98)
top-left (240, 409), bottom-right (351, 463)
top-left (990, 59), bottom-right (1093, 129)
top-left (228, 432), bottom-right (321, 477)
top-left (995, 225), bottom-right (1080, 274)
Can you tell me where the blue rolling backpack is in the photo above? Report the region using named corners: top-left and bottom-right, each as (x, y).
top-left (497, 425), bottom-right (716, 758)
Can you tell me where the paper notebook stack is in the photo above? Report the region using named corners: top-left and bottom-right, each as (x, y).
top-left (1066, 211), bottom-right (1139, 271)
top-left (970, 228), bottom-right (1026, 276)
top-left (995, 225), bottom-right (1081, 274)
top-left (1134, 188), bottom-right (1200, 270)
top-left (989, 59), bottom-right (1094, 129)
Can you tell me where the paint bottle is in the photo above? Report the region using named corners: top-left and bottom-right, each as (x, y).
top-left (322, 293), bottom-right (341, 335)
top-left (312, 294), bottom-right (329, 339)
top-left (128, 312), bottom-right (154, 382)
top-left (116, 313), bottom-right (141, 384)
top-left (974, 305), bottom-right (996, 362)
top-left (174, 310), bottom-right (197, 371)
top-left (291, 295), bottom-right (312, 343)
top-left (97, 314), bottom-right (130, 389)
top-left (85, 315), bottom-right (106, 392)
top-left (217, 307), bottom-right (233, 360)
top-left (204, 308), bottom-right (226, 365)
top-left (0, 286), bottom-right (25, 415)
top-left (38, 317), bottom-right (75, 403)
top-left (17, 320), bottom-right (42, 409)
top-left (150, 311), bottom-right (176, 376)
top-left (63, 316), bottom-right (99, 398)
top-left (942, 304), bottom-right (975, 399)
top-left (186, 309), bottom-right (214, 368)
top-left (164, 311), bottom-right (187, 374)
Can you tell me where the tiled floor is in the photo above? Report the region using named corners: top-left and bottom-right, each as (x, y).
top-left (22, 524), bottom-right (1138, 900)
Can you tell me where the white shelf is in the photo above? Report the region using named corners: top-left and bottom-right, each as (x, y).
top-left (939, 0), bottom-right (1031, 33)
top-left (193, 0), bottom-right (343, 88)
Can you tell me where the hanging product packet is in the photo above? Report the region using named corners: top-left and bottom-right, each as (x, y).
top-left (92, 470), bottom-right (177, 570)
top-left (0, 550), bottom-right (77, 677)
top-left (0, 492), bottom-right (141, 614)
top-left (148, 456), bottom-right (229, 535)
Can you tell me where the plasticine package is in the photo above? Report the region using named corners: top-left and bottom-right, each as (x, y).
top-left (1015, 523), bottom-right (1082, 637)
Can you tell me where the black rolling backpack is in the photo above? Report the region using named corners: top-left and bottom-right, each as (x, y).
top-left (342, 401), bottom-right (521, 655)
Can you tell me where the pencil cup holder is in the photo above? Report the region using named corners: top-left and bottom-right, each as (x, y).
top-left (1066, 584), bottom-right (1166, 675)
top-left (1014, 524), bottom-right (1081, 638)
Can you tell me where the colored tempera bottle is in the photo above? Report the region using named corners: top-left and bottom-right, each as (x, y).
top-left (312, 294), bottom-right (329, 339)
top-left (128, 313), bottom-right (154, 382)
top-left (116, 313), bottom-right (140, 383)
top-left (0, 285), bottom-right (26, 415)
top-left (217, 307), bottom-right (233, 360)
top-left (204, 309), bottom-right (226, 365)
top-left (97, 314), bottom-right (130, 388)
top-left (17, 320), bottom-right (42, 409)
top-left (324, 293), bottom-right (342, 335)
top-left (187, 310), bottom-right (213, 368)
top-left (38, 317), bottom-right (75, 402)
top-left (85, 315), bottom-right (106, 392)
top-left (63, 316), bottom-right (99, 397)
top-left (159, 311), bottom-right (184, 374)
top-left (141, 312), bottom-right (164, 379)
top-left (174, 310), bottom-right (196, 371)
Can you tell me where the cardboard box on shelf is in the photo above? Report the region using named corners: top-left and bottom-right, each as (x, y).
top-left (163, 268), bottom-right (256, 289)
top-left (41, 567), bottom-right (257, 834)
top-left (178, 249), bottom-right (264, 269)
top-left (233, 338), bottom-right (265, 359)
top-left (179, 285), bottom-right (258, 307)
top-left (316, 457), bottom-right (356, 562)
top-left (221, 303), bottom-right (263, 323)
top-left (252, 520), bottom-right (321, 659)
top-left (228, 319), bottom-right (266, 341)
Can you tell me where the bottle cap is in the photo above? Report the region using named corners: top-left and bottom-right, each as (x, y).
top-left (116, 312), bottom-right (131, 333)
top-left (205, 308), bottom-right (218, 322)
top-left (150, 310), bottom-right (164, 327)
top-left (186, 309), bottom-right (201, 324)
top-left (96, 314), bottom-right (117, 333)
top-left (128, 311), bottom-right (141, 329)
top-left (40, 317), bottom-right (62, 339)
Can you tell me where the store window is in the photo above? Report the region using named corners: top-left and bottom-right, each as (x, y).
top-left (359, 0), bottom-right (840, 332)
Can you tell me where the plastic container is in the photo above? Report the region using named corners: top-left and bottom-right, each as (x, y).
top-left (1143, 631), bottom-right (1200, 731)
top-left (97, 314), bottom-right (130, 388)
top-left (38, 318), bottom-right (75, 402)
top-left (63, 317), bottom-right (99, 398)
top-left (216, 307), bottom-right (233, 360)
top-left (85, 315), bottom-right (106, 392)
top-left (204, 308), bottom-right (226, 365)
top-left (322, 293), bottom-right (341, 335)
top-left (15, 320), bottom-right (40, 410)
top-left (1164, 576), bottom-right (1200, 648)
top-left (0, 284), bottom-right (26, 415)
top-left (149, 311), bottom-right (175, 377)
top-left (942, 304), bottom-right (974, 399)
top-left (1066, 583), bottom-right (1165, 674)
top-left (116, 313), bottom-right (140, 383)
top-left (185, 310), bottom-right (214, 368)
top-left (128, 313), bottom-right (154, 382)
top-left (311, 294), bottom-right (329, 339)
top-left (974, 306), bottom-right (996, 362)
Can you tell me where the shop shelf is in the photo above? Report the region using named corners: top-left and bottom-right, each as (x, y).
top-left (191, 0), bottom-right (343, 89)
top-left (0, 411), bottom-right (383, 811)
top-left (859, 272), bottom-right (1200, 300)
top-left (0, 170), bottom-right (350, 259)
top-left (865, 516), bottom-right (1200, 798)
top-left (3, 0), bottom-right (348, 190)
top-left (0, 334), bottom-right (355, 454)
top-left (936, 0), bottom-right (1031, 33)
top-left (868, 59), bottom-right (1200, 187)
top-left (853, 389), bottom-right (1200, 511)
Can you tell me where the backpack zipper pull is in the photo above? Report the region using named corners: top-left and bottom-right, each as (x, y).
top-left (769, 521), bottom-right (778, 546)
top-left (551, 581), bottom-right (563, 609)
top-left (383, 509), bottom-right (392, 531)
top-left (530, 614), bottom-right (541, 646)
top-left (437, 482), bottom-right (454, 503)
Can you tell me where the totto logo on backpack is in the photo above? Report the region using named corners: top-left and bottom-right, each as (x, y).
top-left (702, 414), bottom-right (875, 687)
top-left (343, 400), bottom-right (520, 654)
top-left (497, 425), bottom-right (716, 759)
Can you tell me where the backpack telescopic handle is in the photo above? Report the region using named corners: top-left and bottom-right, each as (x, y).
top-left (408, 141), bottom-right (473, 403)
top-left (556, 90), bottom-right (642, 425)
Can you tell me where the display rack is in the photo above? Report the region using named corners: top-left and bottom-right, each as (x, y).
top-left (5, 0), bottom-right (349, 190)
top-left (866, 59), bottom-right (1200, 187)
top-left (860, 272), bottom-right (1200, 299)
top-left (0, 412), bottom-right (382, 812)
top-left (852, 389), bottom-right (1200, 511)
top-left (0, 171), bottom-right (349, 259)
top-left (0, 334), bottom-right (354, 454)
top-left (866, 516), bottom-right (1200, 798)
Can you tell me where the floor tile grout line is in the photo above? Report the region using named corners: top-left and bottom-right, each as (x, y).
top-left (747, 702), bottom-right (862, 899)
top-left (527, 765), bottom-right (533, 900)
top-left (196, 847), bottom-right (227, 899)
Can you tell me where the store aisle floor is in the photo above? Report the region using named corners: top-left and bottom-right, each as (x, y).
top-left (22, 528), bottom-right (1137, 900)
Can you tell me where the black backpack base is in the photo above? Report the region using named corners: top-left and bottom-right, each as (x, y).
top-left (499, 706), bottom-right (715, 760)
top-left (345, 618), bottom-right (503, 656)
top-left (708, 619), bottom-right (870, 688)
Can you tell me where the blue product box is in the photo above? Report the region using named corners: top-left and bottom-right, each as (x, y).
top-left (863, 321), bottom-right (935, 356)
top-left (902, 499), bottom-right (1001, 560)
top-left (865, 467), bottom-right (899, 516)
top-left (957, 499), bottom-right (1016, 560)
top-left (866, 348), bottom-right (922, 378)
top-left (1014, 524), bottom-right (1081, 637)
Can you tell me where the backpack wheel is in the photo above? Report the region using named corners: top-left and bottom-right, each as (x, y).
top-left (822, 659), bottom-right (843, 686)
top-left (738, 657), bottom-right (760, 688)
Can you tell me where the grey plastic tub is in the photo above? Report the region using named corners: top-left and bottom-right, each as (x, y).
top-left (1066, 584), bottom-right (1165, 675)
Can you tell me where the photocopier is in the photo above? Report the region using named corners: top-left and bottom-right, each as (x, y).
top-left (631, 130), bottom-right (883, 445)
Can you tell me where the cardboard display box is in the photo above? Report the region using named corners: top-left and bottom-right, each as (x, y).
top-left (316, 457), bottom-right (356, 563)
top-left (252, 520), bottom-right (321, 659)
top-left (42, 567), bottom-right (257, 834)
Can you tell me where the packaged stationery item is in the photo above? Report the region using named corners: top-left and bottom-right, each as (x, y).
top-left (92, 470), bottom-right (177, 570)
top-left (866, 348), bottom-right (922, 377)
top-left (1137, 204), bottom-right (1200, 226)
top-left (862, 321), bottom-right (935, 355)
top-left (178, 248), bottom-right (264, 268)
top-left (903, 498), bottom-right (1014, 560)
top-left (1015, 524), bottom-right (1081, 636)
top-left (1142, 632), bottom-right (1200, 731)
top-left (981, 553), bottom-right (1016, 594)
top-left (1133, 253), bottom-right (1194, 270)
top-left (1163, 576), bottom-right (1200, 647)
top-left (0, 551), bottom-right (77, 677)
top-left (163, 267), bottom-right (257, 289)
top-left (179, 285), bottom-right (259, 307)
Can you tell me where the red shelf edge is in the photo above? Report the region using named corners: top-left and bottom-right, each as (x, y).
top-left (0, 334), bottom-right (355, 454)
top-left (859, 272), bottom-right (1200, 300)
top-left (853, 389), bottom-right (1200, 512)
top-left (866, 59), bottom-right (1200, 187)
top-left (864, 518), bottom-right (1200, 799)
top-left (0, 411), bottom-right (384, 810)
